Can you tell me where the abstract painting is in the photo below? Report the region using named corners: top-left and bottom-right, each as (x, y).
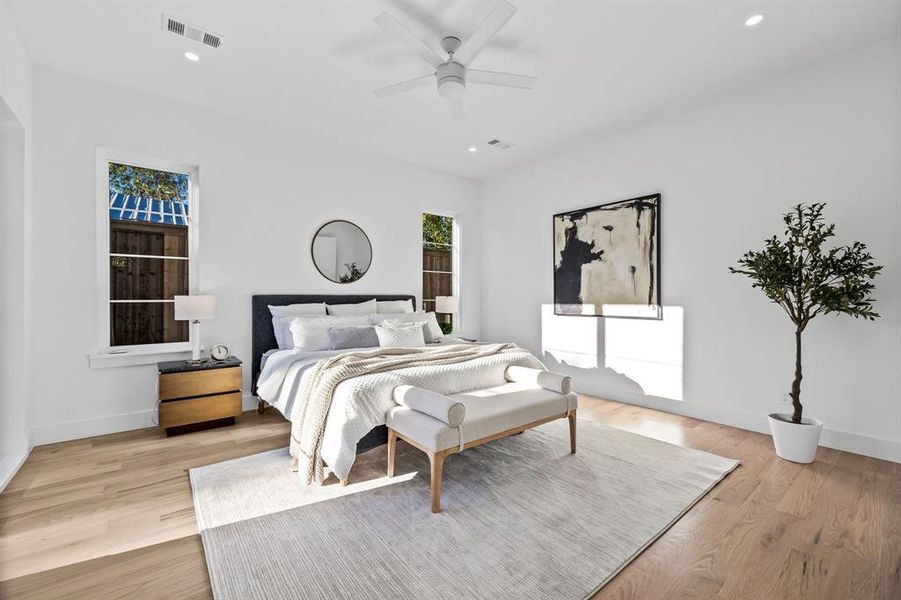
top-left (553, 194), bottom-right (661, 318)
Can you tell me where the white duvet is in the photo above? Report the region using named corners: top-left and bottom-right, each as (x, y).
top-left (256, 343), bottom-right (545, 481)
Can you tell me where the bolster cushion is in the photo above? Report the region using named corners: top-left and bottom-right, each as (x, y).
top-left (505, 366), bottom-right (572, 395)
top-left (393, 385), bottom-right (466, 427)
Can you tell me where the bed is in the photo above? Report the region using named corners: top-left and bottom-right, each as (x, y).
top-left (251, 293), bottom-right (545, 484)
top-left (251, 294), bottom-right (416, 454)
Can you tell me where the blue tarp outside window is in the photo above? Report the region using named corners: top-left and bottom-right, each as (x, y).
top-left (108, 192), bottom-right (188, 226)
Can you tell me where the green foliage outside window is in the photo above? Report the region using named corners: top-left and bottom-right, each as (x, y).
top-left (423, 214), bottom-right (453, 250)
top-left (109, 162), bottom-right (189, 202)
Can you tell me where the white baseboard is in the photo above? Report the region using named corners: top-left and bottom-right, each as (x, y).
top-left (818, 426), bottom-right (901, 463)
top-left (31, 395), bottom-right (263, 447)
top-left (29, 388), bottom-right (898, 464)
top-left (593, 387), bottom-right (901, 463)
top-left (0, 448), bottom-right (32, 492)
top-left (31, 409), bottom-right (157, 446)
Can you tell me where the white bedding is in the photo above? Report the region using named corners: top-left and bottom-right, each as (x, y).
top-left (256, 342), bottom-right (545, 482)
top-left (257, 347), bottom-right (370, 416)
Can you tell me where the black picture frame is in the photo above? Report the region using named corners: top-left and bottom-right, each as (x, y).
top-left (553, 193), bottom-right (662, 320)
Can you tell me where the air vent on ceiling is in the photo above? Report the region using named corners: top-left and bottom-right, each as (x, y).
top-left (166, 18), bottom-right (185, 36)
top-left (162, 14), bottom-right (222, 49)
top-left (487, 139), bottom-right (514, 150)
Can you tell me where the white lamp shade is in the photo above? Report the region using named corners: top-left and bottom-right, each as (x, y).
top-left (435, 296), bottom-right (459, 314)
top-left (174, 295), bottom-right (216, 321)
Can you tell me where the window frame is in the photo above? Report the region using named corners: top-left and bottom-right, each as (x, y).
top-left (421, 211), bottom-right (461, 329)
top-left (94, 148), bottom-right (200, 356)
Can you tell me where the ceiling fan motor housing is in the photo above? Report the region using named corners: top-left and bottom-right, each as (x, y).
top-left (437, 61), bottom-right (465, 98)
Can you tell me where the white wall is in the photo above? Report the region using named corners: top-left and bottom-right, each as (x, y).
top-left (0, 1), bottom-right (33, 489)
top-left (480, 38), bottom-right (901, 461)
top-left (30, 67), bottom-right (481, 444)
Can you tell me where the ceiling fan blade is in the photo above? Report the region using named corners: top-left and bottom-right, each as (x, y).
top-left (447, 96), bottom-right (464, 121)
top-left (467, 69), bottom-right (536, 89)
top-left (453, 0), bottom-right (517, 66)
top-left (374, 12), bottom-right (444, 69)
top-left (374, 74), bottom-right (435, 98)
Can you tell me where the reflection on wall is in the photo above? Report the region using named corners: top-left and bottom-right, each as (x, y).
top-left (540, 304), bottom-right (684, 402)
top-left (540, 304), bottom-right (599, 369)
top-left (604, 306), bottom-right (683, 401)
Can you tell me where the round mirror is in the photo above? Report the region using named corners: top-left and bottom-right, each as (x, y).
top-left (311, 220), bottom-right (372, 283)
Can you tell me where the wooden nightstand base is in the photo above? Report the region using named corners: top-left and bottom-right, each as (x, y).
top-left (165, 416), bottom-right (235, 437)
top-left (158, 357), bottom-right (243, 437)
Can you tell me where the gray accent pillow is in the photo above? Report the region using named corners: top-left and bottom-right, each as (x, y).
top-left (328, 326), bottom-right (379, 350)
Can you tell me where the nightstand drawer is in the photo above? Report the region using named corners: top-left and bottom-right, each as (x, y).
top-left (158, 392), bottom-right (243, 428)
top-left (159, 366), bottom-right (241, 400)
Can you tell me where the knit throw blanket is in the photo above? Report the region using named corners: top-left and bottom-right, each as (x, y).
top-left (290, 343), bottom-right (520, 485)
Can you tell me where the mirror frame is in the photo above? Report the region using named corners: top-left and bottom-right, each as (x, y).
top-left (311, 219), bottom-right (373, 284)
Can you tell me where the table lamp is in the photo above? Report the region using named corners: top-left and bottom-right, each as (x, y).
top-left (174, 295), bottom-right (216, 364)
top-left (435, 296), bottom-right (459, 333)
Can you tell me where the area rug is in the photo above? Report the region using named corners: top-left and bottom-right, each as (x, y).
top-left (190, 419), bottom-right (738, 600)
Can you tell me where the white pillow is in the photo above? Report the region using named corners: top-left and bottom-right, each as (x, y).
top-left (422, 312), bottom-right (444, 342)
top-left (272, 315), bottom-right (299, 350)
top-left (376, 299), bottom-right (414, 314)
top-left (268, 303), bottom-right (326, 317)
top-left (269, 303), bottom-right (327, 349)
top-left (290, 315), bottom-right (370, 350)
top-left (380, 312), bottom-right (443, 343)
top-left (326, 299), bottom-right (377, 316)
top-left (368, 312), bottom-right (401, 325)
top-left (375, 323), bottom-right (425, 348)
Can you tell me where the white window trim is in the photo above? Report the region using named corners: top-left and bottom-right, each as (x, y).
top-left (90, 148), bottom-right (200, 368)
top-left (421, 211), bottom-right (461, 331)
top-left (452, 217), bottom-right (462, 330)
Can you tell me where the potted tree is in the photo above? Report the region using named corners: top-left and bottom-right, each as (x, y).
top-left (730, 203), bottom-right (881, 463)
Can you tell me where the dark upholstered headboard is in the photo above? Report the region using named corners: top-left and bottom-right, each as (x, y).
top-left (251, 294), bottom-right (416, 393)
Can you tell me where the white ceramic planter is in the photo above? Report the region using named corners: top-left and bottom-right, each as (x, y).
top-left (768, 413), bottom-right (823, 463)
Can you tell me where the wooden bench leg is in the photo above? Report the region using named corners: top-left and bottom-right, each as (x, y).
top-left (429, 450), bottom-right (449, 513)
top-left (387, 429), bottom-right (397, 478)
top-left (257, 399), bottom-right (266, 415)
top-left (568, 411), bottom-right (577, 454)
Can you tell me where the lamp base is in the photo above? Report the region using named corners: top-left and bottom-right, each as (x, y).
top-left (188, 320), bottom-right (203, 364)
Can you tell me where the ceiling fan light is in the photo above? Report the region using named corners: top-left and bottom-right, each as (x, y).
top-left (438, 78), bottom-right (465, 99)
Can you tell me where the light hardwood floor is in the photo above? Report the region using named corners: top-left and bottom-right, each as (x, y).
top-left (1, 396), bottom-right (898, 599)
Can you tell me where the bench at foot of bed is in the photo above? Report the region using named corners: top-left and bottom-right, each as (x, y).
top-left (385, 366), bottom-right (577, 513)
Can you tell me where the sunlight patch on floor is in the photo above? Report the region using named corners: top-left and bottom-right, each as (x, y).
top-left (191, 447), bottom-right (420, 530)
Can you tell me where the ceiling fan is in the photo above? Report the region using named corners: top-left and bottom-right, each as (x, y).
top-left (372, 0), bottom-right (536, 120)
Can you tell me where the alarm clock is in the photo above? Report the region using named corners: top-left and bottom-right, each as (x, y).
top-left (210, 344), bottom-right (230, 361)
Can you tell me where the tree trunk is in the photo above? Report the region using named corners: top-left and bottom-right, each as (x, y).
top-left (790, 328), bottom-right (803, 423)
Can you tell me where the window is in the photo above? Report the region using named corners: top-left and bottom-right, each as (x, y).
top-left (422, 213), bottom-right (456, 332)
top-left (97, 151), bottom-right (198, 352)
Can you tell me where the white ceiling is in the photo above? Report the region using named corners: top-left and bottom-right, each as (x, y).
top-left (7, 0), bottom-right (901, 180)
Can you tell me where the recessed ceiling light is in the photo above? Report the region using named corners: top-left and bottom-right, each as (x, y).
top-left (468, 146), bottom-right (478, 153)
top-left (184, 51), bottom-right (200, 62)
top-left (745, 14), bottom-right (764, 27)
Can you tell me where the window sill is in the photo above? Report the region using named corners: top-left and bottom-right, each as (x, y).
top-left (88, 347), bottom-right (197, 369)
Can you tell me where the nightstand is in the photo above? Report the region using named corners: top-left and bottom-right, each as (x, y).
top-left (158, 357), bottom-right (243, 436)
